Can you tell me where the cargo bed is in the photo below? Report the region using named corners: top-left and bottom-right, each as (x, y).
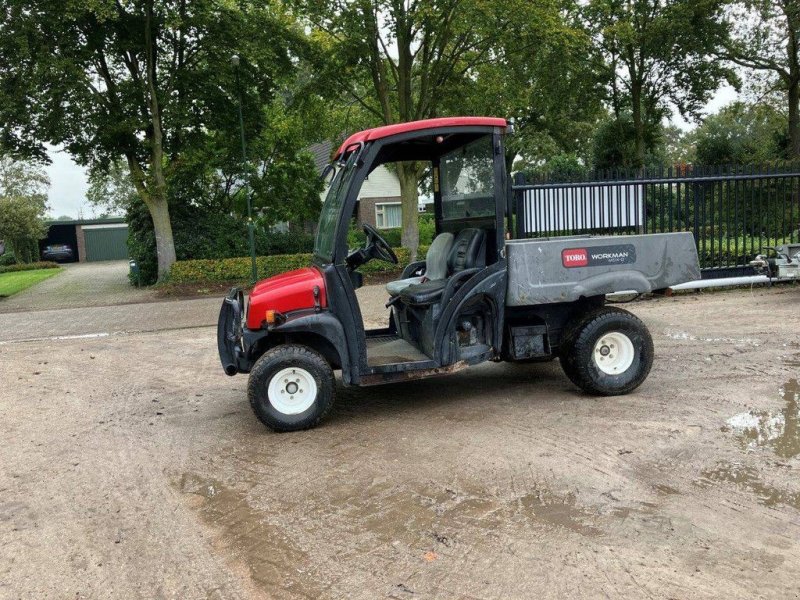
top-left (505, 232), bottom-right (700, 306)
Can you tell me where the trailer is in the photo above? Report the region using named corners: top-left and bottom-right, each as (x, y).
top-left (218, 117), bottom-right (701, 431)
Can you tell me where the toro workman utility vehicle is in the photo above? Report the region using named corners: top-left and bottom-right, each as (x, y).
top-left (218, 117), bottom-right (701, 431)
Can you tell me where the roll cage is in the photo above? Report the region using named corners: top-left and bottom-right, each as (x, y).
top-left (308, 122), bottom-right (509, 386)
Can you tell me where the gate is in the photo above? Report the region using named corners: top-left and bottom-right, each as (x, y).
top-left (512, 165), bottom-right (800, 277)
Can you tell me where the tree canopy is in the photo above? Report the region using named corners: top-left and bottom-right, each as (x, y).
top-left (0, 157), bottom-right (50, 262)
top-left (722, 0), bottom-right (800, 157)
top-left (689, 101), bottom-right (789, 164)
top-left (585, 0), bottom-right (734, 167)
top-left (0, 0), bottom-right (318, 279)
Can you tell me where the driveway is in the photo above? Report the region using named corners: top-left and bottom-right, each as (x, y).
top-left (1, 286), bottom-right (799, 599)
top-left (0, 261), bottom-right (157, 314)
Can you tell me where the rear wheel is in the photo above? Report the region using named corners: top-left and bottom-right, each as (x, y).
top-left (247, 344), bottom-right (335, 432)
top-left (559, 307), bottom-right (653, 396)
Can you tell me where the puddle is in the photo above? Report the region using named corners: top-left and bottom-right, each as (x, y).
top-left (518, 489), bottom-right (603, 537)
top-left (322, 479), bottom-right (603, 543)
top-left (699, 462), bottom-right (800, 510)
top-left (176, 473), bottom-right (320, 598)
top-left (725, 379), bottom-right (800, 459)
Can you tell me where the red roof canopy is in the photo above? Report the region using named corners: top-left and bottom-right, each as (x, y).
top-left (334, 116), bottom-right (506, 158)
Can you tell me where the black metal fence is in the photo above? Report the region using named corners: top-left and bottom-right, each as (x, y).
top-left (512, 164), bottom-right (800, 276)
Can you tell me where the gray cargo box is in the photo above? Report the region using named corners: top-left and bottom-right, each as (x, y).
top-left (506, 232), bottom-right (701, 306)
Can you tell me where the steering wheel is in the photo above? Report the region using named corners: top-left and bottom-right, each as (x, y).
top-left (363, 223), bottom-right (398, 264)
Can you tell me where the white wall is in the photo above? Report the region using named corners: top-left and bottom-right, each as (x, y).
top-left (359, 165), bottom-right (401, 199)
top-left (320, 164), bottom-right (401, 203)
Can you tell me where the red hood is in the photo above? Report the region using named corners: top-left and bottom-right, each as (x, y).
top-left (246, 267), bottom-right (327, 329)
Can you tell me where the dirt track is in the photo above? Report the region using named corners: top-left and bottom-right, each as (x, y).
top-left (1, 285), bottom-right (799, 599)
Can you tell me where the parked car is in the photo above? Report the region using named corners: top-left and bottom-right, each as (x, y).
top-left (42, 244), bottom-right (74, 262)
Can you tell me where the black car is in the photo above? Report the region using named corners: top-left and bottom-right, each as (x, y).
top-left (42, 244), bottom-right (74, 262)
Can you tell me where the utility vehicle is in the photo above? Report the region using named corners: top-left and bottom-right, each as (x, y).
top-left (218, 117), bottom-right (701, 431)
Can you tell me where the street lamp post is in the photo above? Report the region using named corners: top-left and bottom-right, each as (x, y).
top-left (231, 54), bottom-right (258, 284)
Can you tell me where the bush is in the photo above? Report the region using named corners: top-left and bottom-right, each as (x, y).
top-left (347, 216), bottom-right (435, 249)
top-left (170, 253), bottom-right (313, 284)
top-left (169, 246), bottom-right (430, 284)
top-left (418, 213), bottom-right (435, 245)
top-left (0, 261), bottom-right (58, 274)
top-left (0, 252), bottom-right (17, 267)
top-left (255, 229), bottom-right (315, 255)
top-left (127, 199), bottom-right (316, 286)
top-left (347, 225), bottom-right (402, 248)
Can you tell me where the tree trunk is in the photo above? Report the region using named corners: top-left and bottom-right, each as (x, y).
top-left (396, 162), bottom-right (419, 261)
top-left (149, 195), bottom-right (176, 279)
top-left (631, 82), bottom-right (645, 167)
top-left (125, 155), bottom-right (176, 281)
top-left (143, 0), bottom-right (176, 282)
top-left (789, 78), bottom-right (800, 159)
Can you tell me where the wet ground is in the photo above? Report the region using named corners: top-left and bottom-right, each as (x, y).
top-left (1, 284), bottom-right (799, 599)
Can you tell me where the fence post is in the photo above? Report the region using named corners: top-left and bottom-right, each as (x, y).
top-left (513, 172), bottom-right (526, 239)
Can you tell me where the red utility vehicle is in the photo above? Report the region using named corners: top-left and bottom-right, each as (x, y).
top-left (218, 117), bottom-right (700, 431)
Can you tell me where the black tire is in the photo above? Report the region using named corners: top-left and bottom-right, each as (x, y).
top-left (558, 307), bottom-right (654, 396)
top-left (247, 344), bottom-right (335, 432)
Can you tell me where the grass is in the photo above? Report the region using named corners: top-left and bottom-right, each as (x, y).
top-left (0, 268), bottom-right (62, 298)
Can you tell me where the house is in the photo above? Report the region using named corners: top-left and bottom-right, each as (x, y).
top-left (309, 141), bottom-right (407, 229)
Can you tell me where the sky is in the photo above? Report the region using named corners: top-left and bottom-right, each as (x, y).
top-left (44, 85), bottom-right (742, 219)
top-left (45, 145), bottom-right (92, 219)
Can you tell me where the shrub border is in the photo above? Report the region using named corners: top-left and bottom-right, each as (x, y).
top-left (169, 246), bottom-right (429, 285)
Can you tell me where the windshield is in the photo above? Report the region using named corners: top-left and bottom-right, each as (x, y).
top-left (314, 149), bottom-right (360, 261)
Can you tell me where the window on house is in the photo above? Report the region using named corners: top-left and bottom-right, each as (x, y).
top-left (375, 202), bottom-right (402, 228)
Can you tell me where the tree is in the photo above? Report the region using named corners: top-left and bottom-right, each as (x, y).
top-left (450, 1), bottom-right (606, 172)
top-left (0, 157), bottom-right (50, 262)
top-left (0, 0), bottom-right (303, 281)
top-left (586, 0), bottom-right (734, 166)
top-left (723, 1), bottom-right (800, 158)
top-left (688, 101), bottom-right (788, 164)
top-left (87, 160), bottom-right (137, 215)
top-left (591, 112), bottom-right (664, 168)
top-left (299, 0), bottom-right (544, 258)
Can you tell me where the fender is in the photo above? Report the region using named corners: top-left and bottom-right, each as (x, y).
top-left (270, 311), bottom-right (353, 384)
top-left (434, 262), bottom-right (508, 365)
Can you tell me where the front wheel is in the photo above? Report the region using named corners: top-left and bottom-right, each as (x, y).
top-left (247, 344), bottom-right (335, 432)
top-left (559, 307), bottom-right (654, 396)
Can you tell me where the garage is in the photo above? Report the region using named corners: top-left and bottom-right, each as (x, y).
top-left (82, 223), bottom-right (129, 261)
top-left (40, 218), bottom-right (129, 263)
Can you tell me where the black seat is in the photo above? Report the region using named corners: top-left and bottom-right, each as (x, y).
top-left (399, 278), bottom-right (448, 305)
top-left (400, 228), bottom-right (485, 306)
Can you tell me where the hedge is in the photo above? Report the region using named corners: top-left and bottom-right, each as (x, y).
top-left (0, 261), bottom-right (59, 274)
top-left (169, 246), bottom-right (430, 285)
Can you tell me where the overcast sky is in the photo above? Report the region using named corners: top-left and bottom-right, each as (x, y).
top-left (45, 85), bottom-right (741, 219)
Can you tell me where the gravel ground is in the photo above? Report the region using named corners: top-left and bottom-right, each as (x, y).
top-left (1, 285), bottom-right (799, 599)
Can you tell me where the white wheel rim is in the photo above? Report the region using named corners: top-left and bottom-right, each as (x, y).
top-left (592, 332), bottom-right (635, 375)
top-left (267, 367), bottom-right (318, 415)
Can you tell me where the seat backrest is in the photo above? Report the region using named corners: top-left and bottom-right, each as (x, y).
top-left (447, 228), bottom-right (486, 274)
top-left (424, 232), bottom-right (454, 280)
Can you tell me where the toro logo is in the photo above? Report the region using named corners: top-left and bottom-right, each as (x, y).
top-left (562, 243), bottom-right (637, 268)
top-left (562, 248), bottom-right (589, 268)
